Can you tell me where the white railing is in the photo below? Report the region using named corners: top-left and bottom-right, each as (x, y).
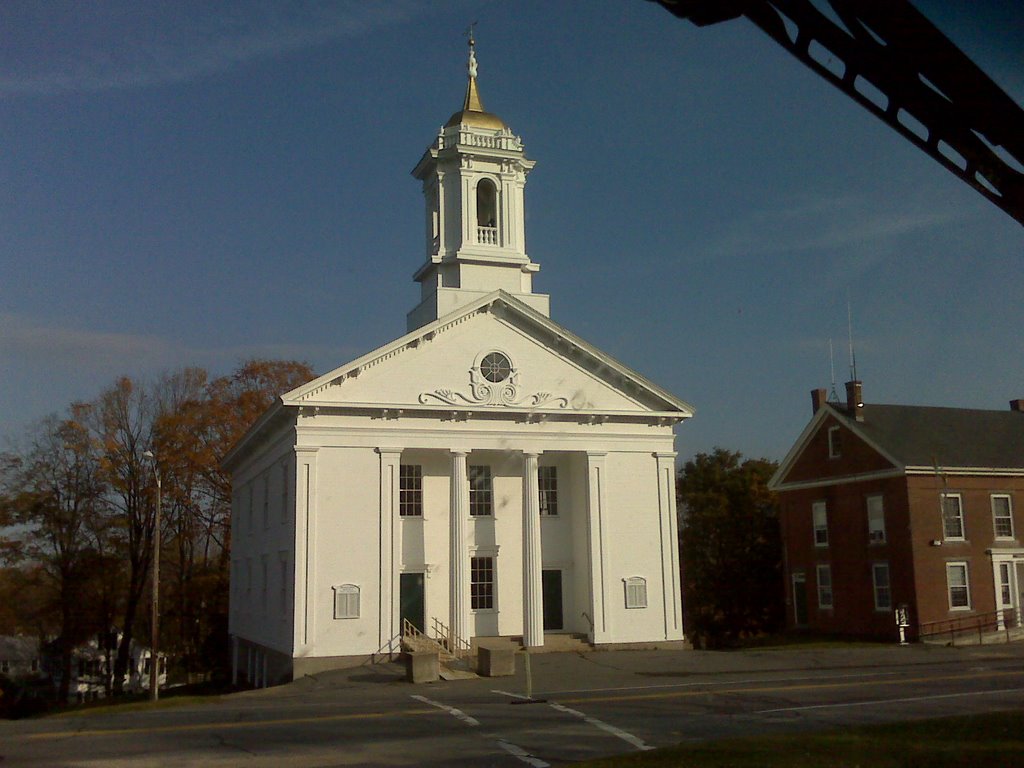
top-left (477, 226), bottom-right (498, 245)
top-left (431, 617), bottom-right (471, 657)
top-left (438, 131), bottom-right (522, 152)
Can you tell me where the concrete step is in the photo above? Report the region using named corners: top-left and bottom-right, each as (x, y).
top-left (537, 633), bottom-right (592, 654)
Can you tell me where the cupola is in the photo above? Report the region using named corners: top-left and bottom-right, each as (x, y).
top-left (407, 34), bottom-right (548, 332)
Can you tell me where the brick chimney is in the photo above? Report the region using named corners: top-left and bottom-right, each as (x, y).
top-left (1011, 399), bottom-right (1024, 412)
top-left (811, 388), bottom-right (828, 414)
top-left (845, 380), bottom-right (864, 422)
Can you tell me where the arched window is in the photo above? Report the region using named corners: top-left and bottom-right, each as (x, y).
top-left (476, 179), bottom-right (498, 245)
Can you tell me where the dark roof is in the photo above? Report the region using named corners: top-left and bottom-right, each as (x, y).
top-left (836, 404), bottom-right (1024, 469)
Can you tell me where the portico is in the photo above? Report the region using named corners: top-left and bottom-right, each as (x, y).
top-left (370, 445), bottom-right (641, 653)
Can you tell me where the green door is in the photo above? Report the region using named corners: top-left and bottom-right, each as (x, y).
top-left (542, 569), bottom-right (563, 631)
top-left (400, 572), bottom-right (425, 633)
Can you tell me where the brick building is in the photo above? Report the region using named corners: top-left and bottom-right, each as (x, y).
top-left (769, 382), bottom-right (1024, 640)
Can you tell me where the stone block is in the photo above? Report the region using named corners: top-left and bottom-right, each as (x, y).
top-left (406, 651), bottom-right (440, 683)
top-left (476, 645), bottom-right (516, 677)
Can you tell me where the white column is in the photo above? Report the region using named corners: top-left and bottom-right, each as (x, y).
top-left (585, 452), bottom-right (609, 643)
top-left (655, 452), bottom-right (683, 641)
top-left (449, 450), bottom-right (470, 647)
top-left (522, 452), bottom-right (544, 648)
top-left (1017, 564), bottom-right (1024, 629)
top-left (377, 448), bottom-right (402, 654)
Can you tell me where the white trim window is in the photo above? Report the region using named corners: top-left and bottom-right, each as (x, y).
top-left (992, 494), bottom-right (1014, 539)
top-left (400, 464), bottom-right (423, 517)
top-left (941, 493), bottom-right (965, 540)
top-left (470, 556), bottom-right (495, 610)
top-left (872, 562), bottom-right (892, 611)
top-left (812, 501), bottom-right (829, 547)
top-left (539, 466), bottom-right (558, 516)
top-left (469, 466), bottom-right (494, 517)
top-left (946, 563), bottom-right (971, 610)
top-left (827, 426), bottom-right (842, 459)
top-left (624, 576), bottom-right (648, 609)
top-left (816, 564), bottom-right (833, 609)
top-left (333, 584), bottom-right (360, 619)
top-left (867, 494), bottom-right (886, 544)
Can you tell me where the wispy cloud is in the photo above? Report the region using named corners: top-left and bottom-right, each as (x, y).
top-left (0, 313), bottom-right (352, 376)
top-left (703, 192), bottom-right (959, 261)
top-left (0, 1), bottom-right (427, 98)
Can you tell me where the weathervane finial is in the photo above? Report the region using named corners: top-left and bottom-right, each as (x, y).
top-left (466, 22), bottom-right (478, 79)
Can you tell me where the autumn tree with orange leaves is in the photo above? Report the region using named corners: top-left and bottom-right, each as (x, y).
top-left (0, 359), bottom-right (314, 697)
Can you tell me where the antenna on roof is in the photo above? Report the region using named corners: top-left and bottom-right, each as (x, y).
top-left (828, 338), bottom-right (840, 402)
top-left (847, 298), bottom-right (858, 382)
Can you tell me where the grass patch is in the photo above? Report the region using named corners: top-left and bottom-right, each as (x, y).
top-left (47, 680), bottom-right (234, 719)
top-left (578, 710), bottom-right (1024, 767)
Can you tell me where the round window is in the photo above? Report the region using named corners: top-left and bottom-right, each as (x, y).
top-left (480, 352), bottom-right (512, 383)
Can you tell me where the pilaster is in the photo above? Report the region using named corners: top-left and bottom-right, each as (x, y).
top-left (377, 448), bottom-right (402, 654)
top-left (293, 446), bottom-right (319, 652)
top-left (585, 451), bottom-right (609, 643)
top-left (655, 452), bottom-right (683, 641)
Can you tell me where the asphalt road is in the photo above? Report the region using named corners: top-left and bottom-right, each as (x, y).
top-left (4, 643), bottom-right (1024, 767)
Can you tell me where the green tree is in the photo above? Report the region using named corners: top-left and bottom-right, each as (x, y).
top-left (677, 448), bottom-right (783, 648)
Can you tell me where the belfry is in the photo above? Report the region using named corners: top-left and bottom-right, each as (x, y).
top-left (408, 35), bottom-right (546, 330)
top-left (225, 37), bottom-right (694, 686)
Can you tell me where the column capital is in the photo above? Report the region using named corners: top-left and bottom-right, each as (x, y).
top-left (375, 447), bottom-right (403, 457)
top-left (449, 448), bottom-right (470, 457)
top-left (522, 450), bottom-right (542, 459)
top-left (653, 451), bottom-right (678, 460)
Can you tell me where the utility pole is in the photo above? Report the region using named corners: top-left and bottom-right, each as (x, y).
top-left (143, 450), bottom-right (161, 702)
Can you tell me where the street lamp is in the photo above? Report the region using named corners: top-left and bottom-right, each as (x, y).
top-left (142, 450), bottom-right (161, 702)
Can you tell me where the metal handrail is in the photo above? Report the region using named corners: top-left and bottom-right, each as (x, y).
top-left (917, 608), bottom-right (1019, 646)
top-left (430, 617), bottom-right (471, 657)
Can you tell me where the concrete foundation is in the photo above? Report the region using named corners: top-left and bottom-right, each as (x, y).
top-left (406, 651), bottom-right (440, 683)
top-left (476, 645), bottom-right (516, 677)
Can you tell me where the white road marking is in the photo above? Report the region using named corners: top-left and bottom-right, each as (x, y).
top-left (755, 686), bottom-right (1024, 714)
top-left (497, 739), bottom-right (551, 767)
top-left (547, 701), bottom-right (655, 751)
top-left (409, 694), bottom-right (480, 726)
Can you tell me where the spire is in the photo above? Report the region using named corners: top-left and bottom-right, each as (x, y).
top-left (463, 27), bottom-right (485, 113)
top-left (445, 26), bottom-right (505, 130)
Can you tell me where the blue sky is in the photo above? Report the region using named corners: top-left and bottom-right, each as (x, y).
top-left (1, 1), bottom-right (1022, 462)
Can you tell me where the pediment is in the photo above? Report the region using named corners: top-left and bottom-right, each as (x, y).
top-left (770, 406), bottom-right (901, 489)
top-left (285, 291), bottom-right (692, 420)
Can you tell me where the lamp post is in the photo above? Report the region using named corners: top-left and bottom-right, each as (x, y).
top-left (142, 450), bottom-right (161, 701)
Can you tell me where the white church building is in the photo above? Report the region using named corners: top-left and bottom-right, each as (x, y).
top-left (225, 39), bottom-right (694, 685)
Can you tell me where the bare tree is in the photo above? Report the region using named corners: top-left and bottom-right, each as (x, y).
top-left (0, 407), bottom-right (107, 702)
